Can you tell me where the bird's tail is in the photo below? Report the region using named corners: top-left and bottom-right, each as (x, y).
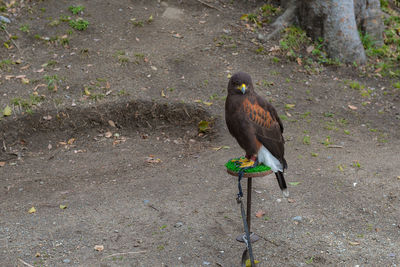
top-left (275, 171), bottom-right (289, 198)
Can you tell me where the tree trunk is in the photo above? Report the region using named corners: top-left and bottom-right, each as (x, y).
top-left (268, 0), bottom-right (384, 65)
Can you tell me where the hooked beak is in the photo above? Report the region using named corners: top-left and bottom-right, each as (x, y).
top-left (240, 83), bottom-right (246, 94)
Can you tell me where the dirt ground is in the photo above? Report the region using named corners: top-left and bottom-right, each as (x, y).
top-left (1, 0), bottom-right (400, 266)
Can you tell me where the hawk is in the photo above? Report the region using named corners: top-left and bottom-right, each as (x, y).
top-left (225, 72), bottom-right (288, 197)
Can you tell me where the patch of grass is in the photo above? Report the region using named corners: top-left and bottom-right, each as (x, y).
top-left (260, 3), bottom-right (280, 17)
top-left (353, 161), bottom-right (361, 168)
top-left (279, 114), bottom-right (288, 121)
top-left (131, 19), bottom-right (144, 27)
top-left (279, 26), bottom-right (308, 56)
top-left (255, 45), bottom-right (264, 54)
top-left (69, 5), bottom-right (85, 15)
top-left (19, 24), bottom-right (29, 33)
top-left (134, 53), bottom-right (145, 64)
top-left (303, 135), bottom-right (310, 145)
top-left (359, 6), bottom-right (400, 77)
top-left (322, 136), bottom-right (332, 146)
top-left (59, 15), bottom-right (71, 22)
top-left (42, 60), bottom-right (57, 67)
top-left (114, 51), bottom-right (129, 63)
top-left (90, 93), bottom-right (105, 101)
top-left (49, 19), bottom-right (60, 27)
top-left (118, 90), bottom-right (127, 96)
top-left (44, 75), bottom-right (59, 91)
top-left (69, 19), bottom-right (89, 31)
top-left (305, 256), bottom-right (314, 265)
top-left (10, 94), bottom-right (44, 114)
top-left (0, 59), bottom-right (13, 70)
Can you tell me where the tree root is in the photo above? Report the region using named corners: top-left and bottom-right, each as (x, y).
top-left (266, 0), bottom-right (297, 40)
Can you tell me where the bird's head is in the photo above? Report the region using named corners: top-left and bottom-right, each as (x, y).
top-left (227, 72), bottom-right (253, 95)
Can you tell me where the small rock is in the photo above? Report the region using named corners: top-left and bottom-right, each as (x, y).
top-left (222, 29), bottom-right (231, 34)
top-left (0, 16), bottom-right (11, 24)
top-left (389, 253), bottom-right (395, 257)
top-left (292, 216), bottom-right (302, 222)
top-left (203, 261), bottom-right (211, 265)
top-left (63, 259), bottom-right (71, 263)
top-left (143, 199), bottom-right (149, 204)
top-left (174, 222), bottom-right (183, 228)
top-left (276, 198), bottom-right (282, 203)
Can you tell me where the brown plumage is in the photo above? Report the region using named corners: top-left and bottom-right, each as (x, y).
top-left (225, 72), bottom-right (288, 196)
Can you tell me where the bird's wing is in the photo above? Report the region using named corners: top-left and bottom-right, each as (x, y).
top-left (242, 97), bottom-right (285, 164)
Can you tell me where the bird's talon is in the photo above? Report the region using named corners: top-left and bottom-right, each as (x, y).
top-left (239, 159), bottom-right (256, 168)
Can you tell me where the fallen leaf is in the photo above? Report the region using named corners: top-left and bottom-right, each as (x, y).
top-left (0, 162), bottom-right (5, 167)
top-left (16, 75), bottom-right (26, 79)
top-left (67, 138), bottom-right (75, 145)
top-left (269, 45), bottom-right (281, 52)
top-left (28, 207), bottom-right (37, 214)
top-left (288, 182), bottom-right (300, 186)
top-left (84, 87), bottom-right (91, 96)
top-left (255, 210), bottom-right (265, 218)
top-left (296, 57), bottom-right (302, 65)
top-left (34, 68), bottom-right (45, 73)
top-left (33, 84), bottom-right (47, 91)
top-left (108, 120), bottom-right (116, 128)
top-left (43, 115), bottom-right (52, 121)
top-left (106, 82), bottom-right (111, 89)
top-left (198, 120), bottom-right (210, 133)
top-left (146, 156), bottom-right (162, 163)
top-left (285, 104), bottom-right (295, 109)
top-left (203, 101), bottom-right (213, 106)
top-left (348, 105), bottom-right (357, 110)
top-left (94, 245), bottom-right (104, 251)
top-left (287, 198), bottom-right (296, 203)
top-left (306, 45), bottom-right (314, 54)
top-left (105, 131), bottom-right (113, 138)
top-left (172, 33), bottom-right (183, 39)
top-left (5, 75), bottom-right (14, 80)
top-left (59, 205), bottom-right (67, 209)
top-left (194, 100), bottom-right (202, 103)
top-left (161, 90), bottom-right (166, 98)
top-left (21, 78), bottom-right (30, 84)
top-left (3, 105), bottom-right (12, 116)
top-left (349, 241), bottom-right (360, 246)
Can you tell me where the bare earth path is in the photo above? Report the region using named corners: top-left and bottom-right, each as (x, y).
top-left (1, 1), bottom-right (399, 266)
